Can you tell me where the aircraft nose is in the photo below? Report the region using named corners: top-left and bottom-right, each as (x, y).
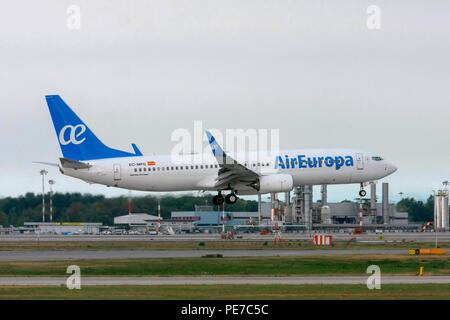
top-left (386, 162), bottom-right (397, 174)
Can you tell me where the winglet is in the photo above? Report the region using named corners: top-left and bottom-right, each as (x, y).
top-left (206, 131), bottom-right (226, 164)
top-left (131, 143), bottom-right (143, 156)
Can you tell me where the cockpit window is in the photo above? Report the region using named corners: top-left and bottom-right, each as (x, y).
top-left (372, 156), bottom-right (383, 161)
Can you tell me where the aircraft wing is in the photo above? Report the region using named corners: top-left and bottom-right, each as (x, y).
top-left (206, 131), bottom-right (259, 190)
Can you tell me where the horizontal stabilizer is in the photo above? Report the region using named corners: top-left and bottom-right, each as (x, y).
top-left (32, 161), bottom-right (59, 167)
top-left (60, 157), bottom-right (92, 169)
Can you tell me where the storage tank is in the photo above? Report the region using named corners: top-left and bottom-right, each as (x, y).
top-left (435, 190), bottom-right (449, 231)
top-left (321, 205), bottom-right (332, 224)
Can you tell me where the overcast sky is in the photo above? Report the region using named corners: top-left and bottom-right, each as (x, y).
top-left (0, 0), bottom-right (449, 202)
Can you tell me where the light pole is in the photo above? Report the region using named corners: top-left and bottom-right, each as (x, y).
top-left (158, 199), bottom-right (161, 234)
top-left (48, 180), bottom-right (55, 223)
top-left (40, 170), bottom-right (48, 223)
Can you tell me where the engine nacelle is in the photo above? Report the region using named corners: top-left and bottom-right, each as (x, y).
top-left (252, 174), bottom-right (294, 193)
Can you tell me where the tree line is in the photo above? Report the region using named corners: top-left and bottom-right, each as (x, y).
top-left (0, 192), bottom-right (436, 227)
top-left (0, 192), bottom-right (258, 227)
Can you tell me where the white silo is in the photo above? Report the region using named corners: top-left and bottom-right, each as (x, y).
top-left (321, 205), bottom-right (332, 224)
top-left (434, 189), bottom-right (449, 231)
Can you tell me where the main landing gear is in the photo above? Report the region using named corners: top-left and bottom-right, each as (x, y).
top-left (359, 183), bottom-right (367, 197)
top-left (213, 192), bottom-right (238, 205)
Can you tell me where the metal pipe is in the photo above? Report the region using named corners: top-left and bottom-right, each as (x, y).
top-left (321, 184), bottom-right (327, 206)
top-left (304, 186), bottom-right (311, 231)
top-left (48, 180), bottom-right (55, 223)
top-left (370, 182), bottom-right (376, 218)
top-left (285, 191), bottom-right (291, 207)
top-left (274, 193), bottom-right (279, 230)
top-left (382, 183), bottom-right (389, 224)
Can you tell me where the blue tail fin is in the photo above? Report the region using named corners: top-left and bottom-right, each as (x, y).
top-left (45, 95), bottom-right (143, 161)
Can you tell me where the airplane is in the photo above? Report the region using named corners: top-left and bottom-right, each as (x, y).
top-left (41, 95), bottom-right (398, 205)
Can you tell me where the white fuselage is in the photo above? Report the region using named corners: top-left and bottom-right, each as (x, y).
top-left (61, 149), bottom-right (397, 195)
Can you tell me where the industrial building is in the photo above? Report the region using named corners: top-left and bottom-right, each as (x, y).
top-left (114, 213), bottom-right (160, 233)
top-left (23, 222), bottom-right (103, 234)
top-left (279, 182), bottom-right (420, 231)
top-left (16, 183), bottom-right (427, 235)
top-left (170, 205), bottom-right (271, 232)
top-left (170, 183), bottom-right (421, 232)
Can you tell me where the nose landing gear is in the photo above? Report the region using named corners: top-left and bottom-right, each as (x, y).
top-left (359, 183), bottom-right (367, 197)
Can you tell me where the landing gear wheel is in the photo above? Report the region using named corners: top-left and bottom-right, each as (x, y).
top-left (359, 190), bottom-right (366, 197)
top-left (213, 194), bottom-right (225, 205)
top-left (225, 193), bottom-right (238, 204)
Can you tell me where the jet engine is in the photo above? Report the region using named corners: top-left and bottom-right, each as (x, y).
top-left (250, 174), bottom-right (294, 193)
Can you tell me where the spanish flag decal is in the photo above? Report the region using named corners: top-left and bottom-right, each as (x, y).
top-left (147, 161), bottom-right (156, 166)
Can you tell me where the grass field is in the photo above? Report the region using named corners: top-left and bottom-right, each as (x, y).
top-left (0, 255), bottom-right (448, 276)
top-left (1, 241), bottom-right (448, 300)
top-left (0, 284), bottom-right (449, 299)
top-left (0, 240), bottom-right (447, 251)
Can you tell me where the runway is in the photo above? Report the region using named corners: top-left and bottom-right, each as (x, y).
top-left (1, 276), bottom-right (449, 285)
top-left (0, 249), bottom-right (409, 262)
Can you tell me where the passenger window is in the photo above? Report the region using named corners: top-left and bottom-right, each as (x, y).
top-left (139, 168), bottom-right (142, 172)
top-left (195, 165), bottom-right (198, 169)
top-left (134, 168), bottom-right (137, 172)
top-left (175, 166), bottom-right (178, 170)
top-left (200, 165), bottom-right (203, 169)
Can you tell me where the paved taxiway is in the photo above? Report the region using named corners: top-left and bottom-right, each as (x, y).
top-left (1, 276), bottom-right (449, 285)
top-left (1, 232), bottom-right (449, 242)
top-left (0, 249), bottom-right (410, 262)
